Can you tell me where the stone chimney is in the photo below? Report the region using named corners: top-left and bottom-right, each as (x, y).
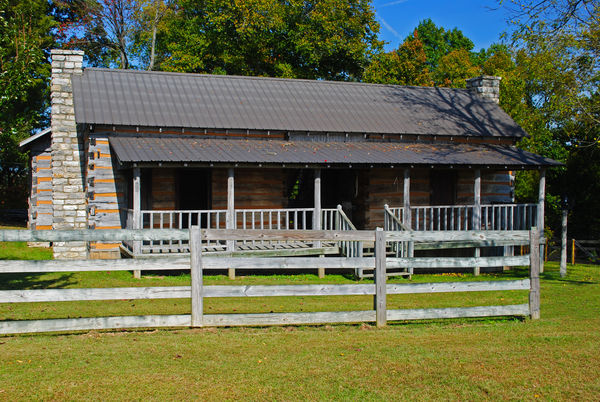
top-left (466, 75), bottom-right (501, 104)
top-left (50, 49), bottom-right (87, 259)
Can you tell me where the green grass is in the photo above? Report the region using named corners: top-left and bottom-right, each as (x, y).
top-left (0, 237), bottom-right (599, 400)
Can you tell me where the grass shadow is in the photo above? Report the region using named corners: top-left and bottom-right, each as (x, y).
top-left (0, 273), bottom-right (76, 290)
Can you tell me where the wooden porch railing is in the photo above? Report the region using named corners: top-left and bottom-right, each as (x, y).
top-left (123, 207), bottom-right (355, 257)
top-left (386, 204), bottom-right (538, 231)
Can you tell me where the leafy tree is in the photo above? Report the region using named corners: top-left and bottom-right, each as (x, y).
top-left (405, 18), bottom-right (474, 71)
top-left (132, 0), bottom-right (175, 70)
top-left (56, 0), bottom-right (141, 68)
top-left (157, 0), bottom-right (382, 80)
top-left (433, 48), bottom-right (479, 88)
top-left (0, 0), bottom-right (55, 209)
top-left (363, 33), bottom-right (432, 86)
top-left (499, 0), bottom-right (600, 238)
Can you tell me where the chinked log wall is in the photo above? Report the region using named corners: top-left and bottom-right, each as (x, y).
top-left (366, 169), bottom-right (512, 229)
top-left (0, 228), bottom-right (541, 334)
top-left (29, 136), bottom-right (53, 232)
top-left (87, 134), bottom-right (126, 258)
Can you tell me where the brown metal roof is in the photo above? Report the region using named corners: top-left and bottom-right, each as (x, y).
top-left (109, 136), bottom-right (560, 168)
top-left (73, 68), bottom-right (528, 138)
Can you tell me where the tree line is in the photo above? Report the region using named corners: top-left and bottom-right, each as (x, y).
top-left (1, 0), bottom-right (598, 241)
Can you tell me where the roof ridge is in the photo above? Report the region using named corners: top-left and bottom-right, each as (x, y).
top-left (82, 67), bottom-right (471, 93)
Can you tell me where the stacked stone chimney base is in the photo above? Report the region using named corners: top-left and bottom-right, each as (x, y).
top-left (51, 49), bottom-right (88, 259)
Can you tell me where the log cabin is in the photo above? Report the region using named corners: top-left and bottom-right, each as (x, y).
top-left (20, 49), bottom-right (560, 262)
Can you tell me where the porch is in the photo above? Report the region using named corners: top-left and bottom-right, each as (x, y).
top-left (119, 164), bottom-right (546, 264)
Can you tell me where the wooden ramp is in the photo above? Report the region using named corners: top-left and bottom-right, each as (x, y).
top-left (122, 241), bottom-right (340, 259)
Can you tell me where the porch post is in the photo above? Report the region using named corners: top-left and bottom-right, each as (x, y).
top-left (538, 168), bottom-right (546, 273)
top-left (403, 169), bottom-right (411, 228)
top-left (314, 168), bottom-right (322, 230)
top-left (133, 167), bottom-right (141, 279)
top-left (226, 168), bottom-right (235, 279)
top-left (314, 168), bottom-right (324, 278)
top-left (403, 168), bottom-right (414, 277)
top-left (473, 169), bottom-right (481, 276)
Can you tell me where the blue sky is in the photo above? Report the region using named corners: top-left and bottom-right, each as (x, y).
top-left (373, 0), bottom-right (512, 52)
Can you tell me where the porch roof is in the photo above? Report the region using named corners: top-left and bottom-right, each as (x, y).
top-left (109, 136), bottom-right (561, 168)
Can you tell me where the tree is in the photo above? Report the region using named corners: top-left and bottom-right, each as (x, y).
top-left (433, 48), bottom-right (480, 88)
top-left (499, 0), bottom-right (600, 238)
top-left (56, 0), bottom-right (140, 68)
top-left (156, 0), bottom-right (383, 80)
top-left (363, 33), bottom-right (432, 86)
top-left (405, 18), bottom-right (474, 71)
top-left (0, 0), bottom-right (55, 209)
top-left (132, 0), bottom-right (174, 70)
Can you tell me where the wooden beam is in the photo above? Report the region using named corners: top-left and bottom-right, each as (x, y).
top-left (314, 169), bottom-right (324, 277)
top-left (226, 168), bottom-right (235, 279)
top-left (133, 167), bottom-right (141, 278)
top-left (313, 169), bottom-right (321, 231)
top-left (374, 229), bottom-right (386, 327)
top-left (386, 304), bottom-right (529, 321)
top-left (0, 254), bottom-right (530, 274)
top-left (538, 168), bottom-right (546, 272)
top-left (529, 227), bottom-right (541, 319)
top-left (0, 315), bottom-right (191, 335)
top-left (0, 228), bottom-right (189, 242)
top-left (560, 209), bottom-right (568, 278)
top-left (190, 226), bottom-right (203, 327)
top-left (474, 169), bottom-right (481, 276)
top-left (0, 280), bottom-right (530, 303)
top-left (202, 311), bottom-right (376, 327)
top-left (403, 169), bottom-right (414, 277)
top-left (403, 168), bottom-right (411, 228)
top-left (0, 228), bottom-right (531, 243)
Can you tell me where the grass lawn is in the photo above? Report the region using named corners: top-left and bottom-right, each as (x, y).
top-left (0, 239), bottom-right (599, 399)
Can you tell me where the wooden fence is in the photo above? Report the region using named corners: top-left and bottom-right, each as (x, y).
top-left (0, 228), bottom-right (540, 334)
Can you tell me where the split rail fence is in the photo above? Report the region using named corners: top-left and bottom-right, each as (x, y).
top-left (0, 228), bottom-right (540, 334)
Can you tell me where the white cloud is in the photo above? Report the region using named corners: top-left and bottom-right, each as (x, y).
top-left (379, 0), bottom-right (410, 8)
top-left (377, 15), bottom-right (401, 39)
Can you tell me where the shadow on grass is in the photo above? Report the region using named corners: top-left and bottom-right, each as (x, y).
top-left (504, 265), bottom-right (597, 285)
top-left (0, 273), bottom-right (76, 290)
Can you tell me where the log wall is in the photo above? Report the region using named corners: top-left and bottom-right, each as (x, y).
top-left (87, 135), bottom-right (127, 259)
top-left (29, 137), bottom-right (53, 231)
top-left (150, 168), bottom-right (177, 210)
top-left (212, 168), bottom-right (286, 210)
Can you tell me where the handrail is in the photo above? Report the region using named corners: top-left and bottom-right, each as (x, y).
top-left (336, 205), bottom-right (357, 231)
top-left (384, 204), bottom-right (410, 231)
top-left (386, 203), bottom-right (538, 231)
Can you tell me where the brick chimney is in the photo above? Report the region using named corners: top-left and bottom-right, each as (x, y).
top-left (50, 49), bottom-right (87, 259)
top-left (466, 75), bottom-right (501, 104)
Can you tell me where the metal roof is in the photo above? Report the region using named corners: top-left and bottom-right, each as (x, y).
top-left (109, 136), bottom-right (560, 168)
top-left (73, 68), bottom-right (528, 138)
top-left (19, 128), bottom-right (51, 148)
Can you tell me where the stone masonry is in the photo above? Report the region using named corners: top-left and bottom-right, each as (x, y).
top-left (466, 75), bottom-right (501, 104)
top-left (50, 49), bottom-right (88, 259)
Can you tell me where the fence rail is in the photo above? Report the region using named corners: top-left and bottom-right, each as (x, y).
top-left (0, 228), bottom-right (540, 334)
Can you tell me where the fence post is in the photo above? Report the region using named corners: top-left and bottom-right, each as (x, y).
top-left (190, 226), bottom-right (204, 327)
top-left (226, 168), bottom-right (236, 280)
top-left (374, 228), bottom-right (387, 327)
top-left (560, 209), bottom-right (568, 278)
top-left (473, 169), bottom-right (481, 276)
top-left (529, 227), bottom-right (541, 320)
top-left (133, 167), bottom-right (141, 278)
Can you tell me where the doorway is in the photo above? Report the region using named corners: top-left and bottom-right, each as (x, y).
top-left (430, 170), bottom-right (457, 205)
top-left (177, 169), bottom-right (211, 228)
